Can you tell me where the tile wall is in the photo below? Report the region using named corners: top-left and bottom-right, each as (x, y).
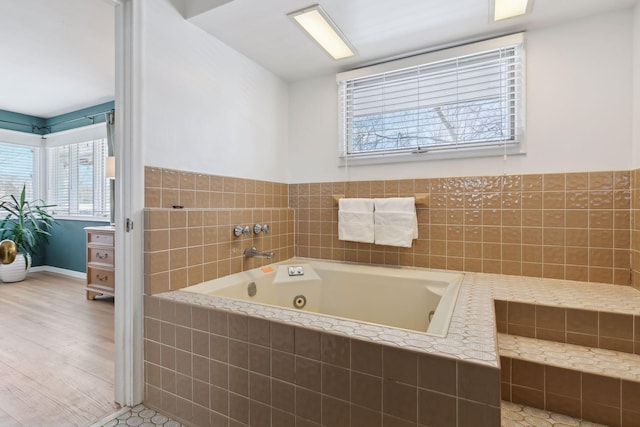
top-left (144, 167), bottom-right (289, 210)
top-left (144, 167), bottom-right (294, 294)
top-left (290, 171), bottom-right (632, 286)
top-left (632, 169), bottom-right (640, 289)
top-left (145, 167), bottom-right (638, 292)
top-left (143, 296), bottom-right (501, 426)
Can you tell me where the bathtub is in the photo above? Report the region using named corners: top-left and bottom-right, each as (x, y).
top-left (181, 258), bottom-right (462, 337)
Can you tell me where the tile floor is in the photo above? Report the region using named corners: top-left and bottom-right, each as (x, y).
top-left (99, 404), bottom-right (184, 427)
top-left (98, 401), bottom-right (607, 426)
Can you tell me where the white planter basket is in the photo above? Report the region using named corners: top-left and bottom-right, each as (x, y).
top-left (0, 253), bottom-right (32, 283)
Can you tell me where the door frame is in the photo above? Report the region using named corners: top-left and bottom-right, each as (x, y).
top-left (113, 0), bottom-right (144, 406)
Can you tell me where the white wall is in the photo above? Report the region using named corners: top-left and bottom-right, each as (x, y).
top-left (633, 3), bottom-right (640, 169)
top-left (288, 10), bottom-right (634, 183)
top-left (139, 0), bottom-right (289, 182)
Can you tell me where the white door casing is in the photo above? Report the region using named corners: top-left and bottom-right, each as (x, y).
top-left (113, 0), bottom-right (144, 406)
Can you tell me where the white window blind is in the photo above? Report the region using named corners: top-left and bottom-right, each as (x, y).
top-left (0, 141), bottom-right (38, 199)
top-left (338, 33), bottom-right (524, 158)
top-left (47, 138), bottom-right (109, 218)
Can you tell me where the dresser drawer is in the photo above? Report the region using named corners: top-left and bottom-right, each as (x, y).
top-left (87, 267), bottom-right (115, 290)
top-left (88, 247), bottom-right (114, 266)
top-left (88, 232), bottom-right (114, 246)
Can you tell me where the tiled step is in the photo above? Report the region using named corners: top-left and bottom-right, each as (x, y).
top-left (501, 400), bottom-right (607, 427)
top-left (498, 333), bottom-right (640, 427)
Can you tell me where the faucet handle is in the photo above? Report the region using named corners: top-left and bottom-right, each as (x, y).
top-left (234, 225), bottom-right (251, 237)
top-left (253, 224), bottom-right (270, 234)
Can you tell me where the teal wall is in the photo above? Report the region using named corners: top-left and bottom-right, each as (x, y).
top-left (0, 101), bottom-right (114, 135)
top-left (43, 219), bottom-right (110, 273)
top-left (1, 102), bottom-right (115, 272)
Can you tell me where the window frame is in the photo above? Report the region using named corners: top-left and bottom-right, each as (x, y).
top-left (336, 33), bottom-right (526, 165)
top-left (43, 123), bottom-right (110, 221)
top-left (0, 128), bottom-right (43, 201)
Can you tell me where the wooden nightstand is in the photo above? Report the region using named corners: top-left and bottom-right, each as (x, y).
top-left (85, 226), bottom-right (115, 300)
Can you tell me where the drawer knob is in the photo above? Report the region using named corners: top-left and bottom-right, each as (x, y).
top-left (96, 252), bottom-right (108, 259)
top-left (96, 274), bottom-right (109, 281)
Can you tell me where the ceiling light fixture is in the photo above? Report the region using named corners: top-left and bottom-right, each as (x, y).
top-left (492, 0), bottom-right (532, 21)
top-left (288, 4), bottom-right (355, 60)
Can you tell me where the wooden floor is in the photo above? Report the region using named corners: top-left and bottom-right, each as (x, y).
top-left (0, 272), bottom-right (118, 426)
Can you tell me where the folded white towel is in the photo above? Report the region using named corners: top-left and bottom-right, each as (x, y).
top-left (374, 197), bottom-right (418, 247)
top-left (339, 198), bottom-right (374, 213)
top-left (338, 198), bottom-right (374, 243)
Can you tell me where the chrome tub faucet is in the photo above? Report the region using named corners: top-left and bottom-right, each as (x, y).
top-left (243, 246), bottom-right (275, 259)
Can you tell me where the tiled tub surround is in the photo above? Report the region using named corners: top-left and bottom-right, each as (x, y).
top-left (291, 171), bottom-right (632, 286)
top-left (145, 166), bottom-right (638, 289)
top-left (144, 208), bottom-right (295, 294)
top-left (143, 265), bottom-right (640, 426)
top-left (144, 283), bottom-right (502, 427)
top-left (144, 166), bottom-right (294, 295)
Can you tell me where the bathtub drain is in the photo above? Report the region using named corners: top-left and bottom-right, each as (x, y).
top-left (293, 295), bottom-right (306, 309)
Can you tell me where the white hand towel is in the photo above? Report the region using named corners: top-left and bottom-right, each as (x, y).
top-left (374, 197), bottom-right (418, 247)
top-left (338, 198), bottom-right (374, 243)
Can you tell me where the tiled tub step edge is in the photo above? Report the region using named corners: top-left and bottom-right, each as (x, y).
top-left (498, 333), bottom-right (640, 427)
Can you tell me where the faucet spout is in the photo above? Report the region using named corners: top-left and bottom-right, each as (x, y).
top-left (243, 246), bottom-right (275, 259)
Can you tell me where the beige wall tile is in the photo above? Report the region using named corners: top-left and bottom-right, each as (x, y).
top-left (145, 167), bottom-right (635, 293)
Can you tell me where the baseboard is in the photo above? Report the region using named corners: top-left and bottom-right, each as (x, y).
top-left (30, 265), bottom-right (86, 279)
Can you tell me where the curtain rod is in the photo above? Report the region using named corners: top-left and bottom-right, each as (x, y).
top-left (0, 109), bottom-right (114, 134)
top-left (45, 109), bottom-right (114, 128)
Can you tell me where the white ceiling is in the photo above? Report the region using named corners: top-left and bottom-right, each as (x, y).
top-left (0, 0), bottom-right (114, 118)
top-left (188, 0), bottom-right (640, 82)
top-left (1, 0), bottom-right (638, 119)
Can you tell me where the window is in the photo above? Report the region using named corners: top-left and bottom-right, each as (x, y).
top-left (0, 141), bottom-right (38, 199)
top-left (338, 33), bottom-right (524, 160)
top-left (47, 138), bottom-right (110, 218)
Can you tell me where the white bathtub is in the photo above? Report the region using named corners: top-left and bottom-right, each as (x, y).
top-left (182, 258), bottom-right (463, 337)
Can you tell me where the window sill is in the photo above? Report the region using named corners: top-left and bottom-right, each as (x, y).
top-left (53, 215), bottom-right (111, 223)
top-left (339, 144), bottom-right (525, 167)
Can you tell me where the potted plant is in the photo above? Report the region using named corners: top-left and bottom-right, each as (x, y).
top-left (0, 185), bottom-right (55, 282)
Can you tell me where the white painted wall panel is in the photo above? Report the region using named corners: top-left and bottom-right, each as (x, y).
top-left (139, 0), bottom-right (289, 182)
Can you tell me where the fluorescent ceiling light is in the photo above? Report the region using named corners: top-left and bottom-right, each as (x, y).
top-left (288, 5), bottom-right (355, 60)
top-left (493, 0), bottom-right (531, 21)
